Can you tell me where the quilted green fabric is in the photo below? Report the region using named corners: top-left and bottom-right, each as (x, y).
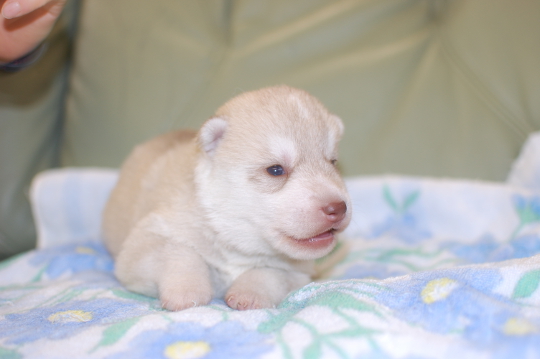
top-left (64, 0), bottom-right (540, 179)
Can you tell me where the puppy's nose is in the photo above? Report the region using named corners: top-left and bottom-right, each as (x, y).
top-left (322, 201), bottom-right (347, 223)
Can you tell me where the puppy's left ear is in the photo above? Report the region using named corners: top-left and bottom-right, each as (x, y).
top-left (198, 117), bottom-right (228, 156)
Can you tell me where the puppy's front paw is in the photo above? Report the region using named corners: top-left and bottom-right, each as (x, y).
top-left (225, 290), bottom-right (275, 311)
top-left (160, 286), bottom-right (212, 311)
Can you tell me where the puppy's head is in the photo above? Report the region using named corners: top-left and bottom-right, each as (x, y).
top-left (195, 86), bottom-right (351, 260)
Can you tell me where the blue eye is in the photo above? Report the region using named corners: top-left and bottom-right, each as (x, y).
top-left (267, 165), bottom-right (285, 176)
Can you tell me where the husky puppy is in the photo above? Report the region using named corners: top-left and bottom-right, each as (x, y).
top-left (102, 86), bottom-right (351, 311)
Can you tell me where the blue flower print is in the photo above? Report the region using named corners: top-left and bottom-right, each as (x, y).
top-left (447, 234), bottom-right (540, 264)
top-left (376, 267), bottom-right (503, 335)
top-left (109, 321), bottom-right (272, 359)
top-left (368, 186), bottom-right (431, 244)
top-left (513, 194), bottom-right (540, 220)
top-left (511, 194), bottom-right (540, 239)
top-left (29, 242), bottom-right (114, 279)
top-left (369, 213), bottom-right (431, 244)
top-left (488, 314), bottom-right (540, 359)
top-left (511, 234), bottom-right (540, 257)
top-left (354, 352), bottom-right (431, 359)
top-left (446, 235), bottom-right (501, 264)
top-left (0, 298), bottom-right (148, 344)
top-left (341, 263), bottom-right (406, 280)
top-left (443, 193), bottom-right (540, 265)
top-left (376, 266), bottom-right (540, 355)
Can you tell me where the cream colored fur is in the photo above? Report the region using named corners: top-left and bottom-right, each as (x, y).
top-left (102, 86), bottom-right (351, 311)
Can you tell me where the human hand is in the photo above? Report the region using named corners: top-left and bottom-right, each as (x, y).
top-left (0, 0), bottom-right (67, 63)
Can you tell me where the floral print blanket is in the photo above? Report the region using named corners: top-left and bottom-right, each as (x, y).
top-left (1, 132), bottom-right (540, 359)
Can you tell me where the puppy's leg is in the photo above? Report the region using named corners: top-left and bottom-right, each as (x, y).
top-left (225, 268), bottom-right (310, 310)
top-left (115, 223), bottom-right (213, 311)
top-left (158, 242), bottom-right (214, 311)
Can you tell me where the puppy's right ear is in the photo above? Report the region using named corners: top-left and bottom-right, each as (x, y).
top-left (198, 117), bottom-right (228, 156)
top-left (329, 114), bottom-right (345, 141)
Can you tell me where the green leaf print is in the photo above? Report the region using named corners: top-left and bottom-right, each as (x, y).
top-left (0, 347), bottom-right (22, 359)
top-left (383, 186), bottom-right (399, 212)
top-left (517, 205), bottom-right (540, 225)
top-left (510, 195), bottom-right (540, 240)
top-left (383, 186), bottom-right (420, 214)
top-left (513, 269), bottom-right (540, 299)
top-left (92, 317), bottom-right (140, 351)
top-left (259, 287), bottom-right (382, 359)
top-left (112, 289), bottom-right (156, 303)
top-left (303, 340), bottom-right (322, 359)
top-left (258, 310), bottom-right (295, 334)
top-left (402, 191), bottom-right (420, 212)
top-left (310, 291), bottom-right (379, 314)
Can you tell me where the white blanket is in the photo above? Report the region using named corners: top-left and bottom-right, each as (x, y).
top-left (0, 133), bottom-right (539, 359)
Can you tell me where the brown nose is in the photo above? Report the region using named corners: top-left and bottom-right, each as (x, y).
top-left (322, 201), bottom-right (347, 223)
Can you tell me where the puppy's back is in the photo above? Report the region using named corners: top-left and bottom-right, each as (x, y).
top-left (102, 130), bottom-right (196, 256)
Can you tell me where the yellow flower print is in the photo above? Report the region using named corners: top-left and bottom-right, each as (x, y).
top-left (76, 246), bottom-right (96, 255)
top-left (164, 341), bottom-right (211, 359)
top-left (48, 310), bottom-right (93, 323)
top-left (503, 317), bottom-right (538, 336)
top-left (421, 278), bottom-right (459, 304)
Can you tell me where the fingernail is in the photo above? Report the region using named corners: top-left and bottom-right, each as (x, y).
top-left (2, 1), bottom-right (21, 19)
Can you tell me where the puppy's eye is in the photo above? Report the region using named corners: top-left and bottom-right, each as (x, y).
top-left (267, 165), bottom-right (286, 176)
top-left (331, 159), bottom-right (338, 166)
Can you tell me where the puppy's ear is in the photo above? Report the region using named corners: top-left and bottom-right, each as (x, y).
top-left (198, 117), bottom-right (228, 156)
top-left (329, 114), bottom-right (344, 141)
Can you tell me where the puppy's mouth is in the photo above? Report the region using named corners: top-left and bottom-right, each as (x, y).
top-left (292, 229), bottom-right (336, 250)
